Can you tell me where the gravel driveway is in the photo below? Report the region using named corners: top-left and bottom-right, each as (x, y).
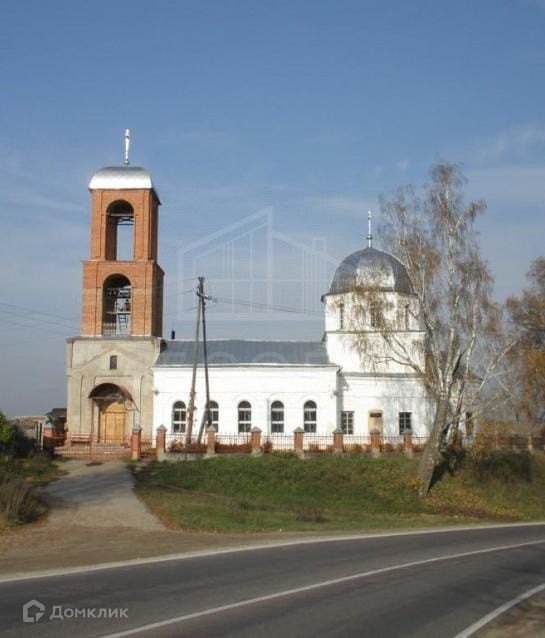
top-left (43, 459), bottom-right (165, 530)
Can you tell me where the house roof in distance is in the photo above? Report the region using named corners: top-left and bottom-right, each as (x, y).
top-left (155, 339), bottom-right (334, 367)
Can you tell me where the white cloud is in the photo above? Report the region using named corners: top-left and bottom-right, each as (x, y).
top-left (467, 164), bottom-right (545, 207)
top-left (472, 123), bottom-right (545, 165)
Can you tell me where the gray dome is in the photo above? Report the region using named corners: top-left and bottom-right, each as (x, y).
top-left (88, 166), bottom-right (159, 200)
top-left (326, 247), bottom-right (414, 296)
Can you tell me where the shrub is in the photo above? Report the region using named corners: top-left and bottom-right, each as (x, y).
top-left (0, 412), bottom-right (34, 458)
top-left (216, 443), bottom-right (252, 454)
top-left (262, 440), bottom-right (273, 454)
top-left (346, 444), bottom-right (363, 454)
top-left (468, 449), bottom-right (532, 483)
top-left (0, 479), bottom-right (45, 525)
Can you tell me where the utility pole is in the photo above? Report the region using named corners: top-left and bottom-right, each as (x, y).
top-left (184, 277), bottom-right (204, 447)
top-left (197, 284), bottom-right (212, 443)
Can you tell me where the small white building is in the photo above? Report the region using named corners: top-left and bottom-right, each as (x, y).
top-left (152, 245), bottom-right (434, 439)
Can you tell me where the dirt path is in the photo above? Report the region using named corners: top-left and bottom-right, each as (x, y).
top-left (0, 460), bottom-right (313, 576)
top-left (43, 460), bottom-right (165, 530)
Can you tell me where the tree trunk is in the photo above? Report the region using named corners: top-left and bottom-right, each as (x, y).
top-left (418, 394), bottom-right (450, 497)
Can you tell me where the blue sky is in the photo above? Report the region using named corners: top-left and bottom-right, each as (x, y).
top-left (1, 0), bottom-right (545, 415)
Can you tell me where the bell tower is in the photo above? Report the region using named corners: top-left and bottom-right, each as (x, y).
top-left (82, 150), bottom-right (163, 337)
top-left (66, 132), bottom-right (164, 439)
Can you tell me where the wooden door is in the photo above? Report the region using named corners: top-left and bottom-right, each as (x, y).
top-left (369, 411), bottom-right (384, 435)
top-left (98, 400), bottom-right (127, 441)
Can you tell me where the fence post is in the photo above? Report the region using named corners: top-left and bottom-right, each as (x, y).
top-left (293, 427), bottom-right (304, 458)
top-left (333, 428), bottom-right (343, 455)
top-left (370, 431), bottom-right (381, 457)
top-left (494, 432), bottom-right (501, 450)
top-left (131, 425), bottom-right (142, 461)
top-left (251, 427), bottom-right (262, 455)
top-left (527, 434), bottom-right (534, 454)
top-left (42, 423), bottom-right (55, 453)
top-left (403, 432), bottom-right (413, 458)
top-left (206, 426), bottom-right (216, 456)
top-left (156, 425), bottom-right (167, 461)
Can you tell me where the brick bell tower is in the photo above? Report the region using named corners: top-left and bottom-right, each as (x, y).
top-left (66, 131), bottom-right (164, 440)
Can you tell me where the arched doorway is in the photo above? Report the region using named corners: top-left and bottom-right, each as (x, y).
top-left (89, 383), bottom-right (132, 441)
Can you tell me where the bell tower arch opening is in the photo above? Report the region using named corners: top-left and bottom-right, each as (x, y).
top-left (102, 274), bottom-right (131, 336)
top-left (106, 200), bottom-right (134, 260)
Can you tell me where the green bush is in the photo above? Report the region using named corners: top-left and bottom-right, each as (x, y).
top-left (0, 411), bottom-right (34, 458)
top-left (467, 449), bottom-right (532, 483)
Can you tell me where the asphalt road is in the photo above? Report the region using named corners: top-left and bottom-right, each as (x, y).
top-left (1, 524), bottom-right (545, 638)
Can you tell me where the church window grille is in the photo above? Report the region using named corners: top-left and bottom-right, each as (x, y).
top-left (271, 401), bottom-right (284, 433)
top-left (303, 401), bottom-right (317, 433)
top-left (399, 412), bottom-right (412, 434)
top-left (172, 401), bottom-right (187, 433)
top-left (238, 401), bottom-right (251, 433)
top-left (341, 411), bottom-right (354, 435)
top-left (206, 401), bottom-right (219, 430)
top-left (370, 303), bottom-right (381, 329)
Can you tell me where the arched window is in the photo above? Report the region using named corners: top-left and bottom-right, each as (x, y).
top-left (105, 200), bottom-right (134, 261)
top-left (303, 400), bottom-right (317, 433)
top-left (339, 302), bottom-right (345, 330)
top-left (370, 303), bottom-right (381, 329)
top-left (271, 401), bottom-right (284, 433)
top-left (109, 355), bottom-right (118, 370)
top-left (206, 400), bottom-right (219, 430)
top-left (238, 401), bottom-right (251, 433)
top-left (102, 274), bottom-right (131, 336)
top-left (172, 401), bottom-right (186, 433)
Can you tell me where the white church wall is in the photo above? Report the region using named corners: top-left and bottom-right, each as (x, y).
top-left (324, 292), bottom-right (426, 374)
top-left (337, 373), bottom-right (434, 437)
top-left (153, 365), bottom-right (338, 437)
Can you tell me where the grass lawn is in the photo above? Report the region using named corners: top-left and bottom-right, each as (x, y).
top-left (134, 451), bottom-right (545, 533)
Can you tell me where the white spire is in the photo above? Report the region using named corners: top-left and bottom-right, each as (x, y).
top-left (367, 210), bottom-right (373, 248)
top-left (123, 129), bottom-right (131, 166)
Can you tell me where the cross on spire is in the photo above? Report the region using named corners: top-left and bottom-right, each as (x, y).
top-left (366, 210), bottom-right (373, 248)
top-left (124, 129), bottom-right (131, 166)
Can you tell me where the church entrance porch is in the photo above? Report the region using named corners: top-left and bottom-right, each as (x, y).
top-left (89, 383), bottom-right (133, 443)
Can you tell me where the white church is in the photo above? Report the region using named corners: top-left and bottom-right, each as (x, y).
top-left (66, 139), bottom-right (434, 444)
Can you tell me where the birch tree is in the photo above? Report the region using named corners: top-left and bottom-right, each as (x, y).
top-left (350, 162), bottom-right (504, 496)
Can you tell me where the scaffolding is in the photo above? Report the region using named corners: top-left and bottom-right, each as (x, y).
top-left (103, 276), bottom-right (131, 336)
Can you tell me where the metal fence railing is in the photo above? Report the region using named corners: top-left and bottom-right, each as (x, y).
top-left (48, 429), bottom-right (545, 459)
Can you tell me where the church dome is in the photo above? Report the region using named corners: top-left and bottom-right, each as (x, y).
top-left (326, 246), bottom-right (414, 296)
top-left (89, 166), bottom-right (159, 197)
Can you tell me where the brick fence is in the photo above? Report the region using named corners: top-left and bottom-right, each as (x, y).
top-left (49, 428), bottom-right (544, 461)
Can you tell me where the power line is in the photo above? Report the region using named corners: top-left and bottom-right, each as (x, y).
top-left (0, 301), bottom-right (79, 326)
top-left (0, 308), bottom-right (78, 332)
top-left (212, 296), bottom-right (323, 317)
top-left (0, 316), bottom-right (69, 337)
